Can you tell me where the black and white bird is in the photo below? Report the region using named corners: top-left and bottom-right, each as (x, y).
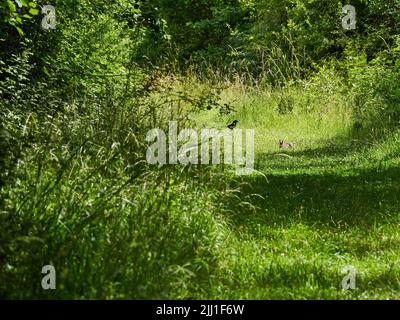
top-left (227, 120), bottom-right (238, 130)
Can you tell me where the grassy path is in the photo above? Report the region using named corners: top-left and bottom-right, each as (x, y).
top-left (194, 84), bottom-right (400, 299)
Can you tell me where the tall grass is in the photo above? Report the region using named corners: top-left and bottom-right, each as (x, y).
top-left (1, 30), bottom-right (400, 299)
top-left (0, 68), bottom-right (243, 298)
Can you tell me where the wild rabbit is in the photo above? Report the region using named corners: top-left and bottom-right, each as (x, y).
top-left (279, 140), bottom-right (294, 149)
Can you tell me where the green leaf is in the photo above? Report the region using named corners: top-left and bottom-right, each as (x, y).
top-left (28, 1), bottom-right (37, 8)
top-left (15, 26), bottom-right (24, 36)
top-left (7, 1), bottom-right (17, 13)
top-left (28, 8), bottom-right (39, 15)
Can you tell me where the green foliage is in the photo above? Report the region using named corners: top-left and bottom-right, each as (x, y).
top-left (136, 0), bottom-right (253, 67)
top-left (0, 0), bottom-right (39, 35)
top-left (136, 0), bottom-right (400, 82)
top-left (1, 0), bottom-right (400, 300)
top-left (345, 36), bottom-right (400, 134)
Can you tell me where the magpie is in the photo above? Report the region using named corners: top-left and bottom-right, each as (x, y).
top-left (227, 120), bottom-right (238, 130)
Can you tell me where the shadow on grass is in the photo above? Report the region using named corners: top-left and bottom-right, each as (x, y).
top-left (224, 155), bottom-right (400, 233)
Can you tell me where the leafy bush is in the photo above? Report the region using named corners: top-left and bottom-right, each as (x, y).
top-left (346, 36), bottom-right (400, 136)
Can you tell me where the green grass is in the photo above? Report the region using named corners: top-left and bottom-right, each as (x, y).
top-left (190, 79), bottom-right (400, 299)
top-left (1, 73), bottom-right (399, 299)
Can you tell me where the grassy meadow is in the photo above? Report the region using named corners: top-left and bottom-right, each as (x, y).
top-left (2, 72), bottom-right (399, 299)
top-left (1, 0), bottom-right (399, 300)
top-left (190, 75), bottom-right (400, 299)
